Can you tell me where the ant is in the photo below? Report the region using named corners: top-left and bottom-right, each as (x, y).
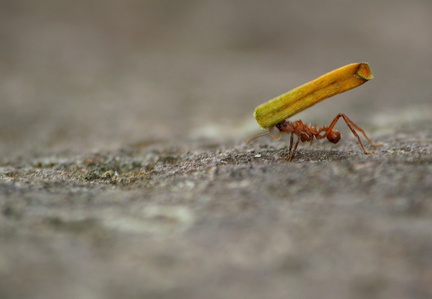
top-left (247, 113), bottom-right (382, 161)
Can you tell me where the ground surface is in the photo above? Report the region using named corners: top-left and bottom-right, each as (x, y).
top-left (1, 1), bottom-right (431, 298)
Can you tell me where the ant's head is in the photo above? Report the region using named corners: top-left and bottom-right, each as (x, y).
top-left (326, 129), bottom-right (341, 144)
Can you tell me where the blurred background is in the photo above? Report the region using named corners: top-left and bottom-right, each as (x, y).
top-left (1, 0), bottom-right (431, 155)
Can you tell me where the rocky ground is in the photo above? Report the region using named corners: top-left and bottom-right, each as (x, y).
top-left (1, 1), bottom-right (431, 298)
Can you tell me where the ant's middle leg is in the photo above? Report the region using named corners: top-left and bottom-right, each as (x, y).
top-left (325, 113), bottom-right (382, 154)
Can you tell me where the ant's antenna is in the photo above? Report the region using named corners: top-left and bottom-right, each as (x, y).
top-left (246, 126), bottom-right (283, 144)
top-left (245, 130), bottom-right (270, 144)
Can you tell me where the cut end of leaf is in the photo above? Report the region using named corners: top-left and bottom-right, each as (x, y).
top-left (356, 62), bottom-right (374, 80)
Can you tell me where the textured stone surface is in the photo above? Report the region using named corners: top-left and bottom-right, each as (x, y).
top-left (1, 1), bottom-right (431, 298)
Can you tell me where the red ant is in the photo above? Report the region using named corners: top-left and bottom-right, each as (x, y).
top-left (247, 113), bottom-right (382, 161)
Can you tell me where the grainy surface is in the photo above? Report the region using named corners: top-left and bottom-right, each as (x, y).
top-left (1, 1), bottom-right (432, 298)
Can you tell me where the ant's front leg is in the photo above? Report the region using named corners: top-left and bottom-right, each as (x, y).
top-left (285, 133), bottom-right (300, 161)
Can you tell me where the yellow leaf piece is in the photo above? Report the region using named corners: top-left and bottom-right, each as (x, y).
top-left (253, 62), bottom-right (374, 129)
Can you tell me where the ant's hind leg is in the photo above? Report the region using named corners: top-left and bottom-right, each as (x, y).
top-left (326, 113), bottom-right (382, 155)
top-left (341, 114), bottom-right (383, 147)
